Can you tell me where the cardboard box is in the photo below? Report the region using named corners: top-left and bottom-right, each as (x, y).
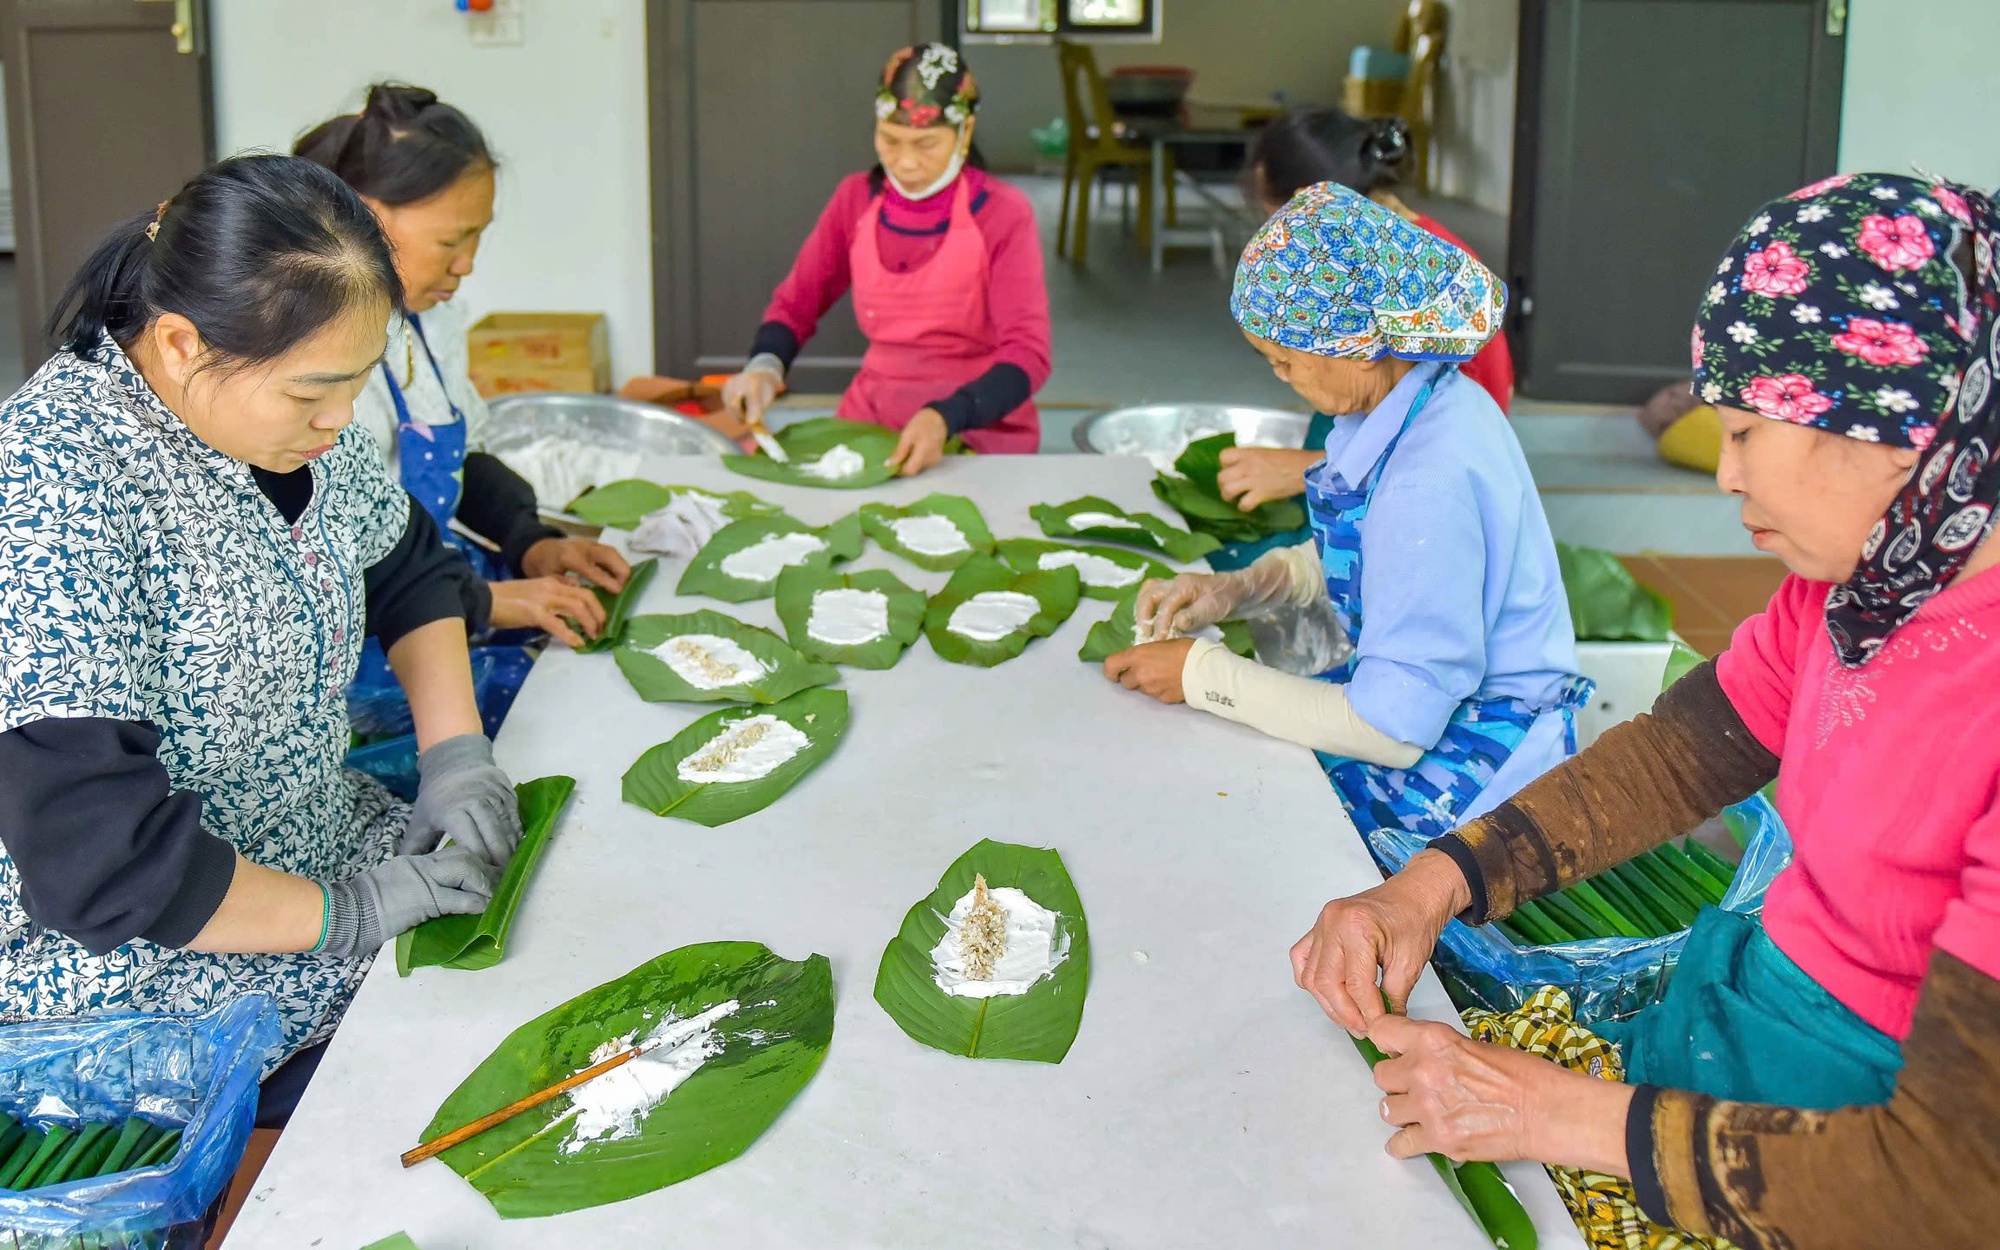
top-left (466, 312), bottom-right (610, 397)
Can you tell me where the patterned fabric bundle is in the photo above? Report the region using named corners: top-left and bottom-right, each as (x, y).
top-left (1229, 181), bottom-right (1505, 362)
top-left (1693, 172), bottom-right (2000, 666)
top-left (874, 43), bottom-right (978, 128)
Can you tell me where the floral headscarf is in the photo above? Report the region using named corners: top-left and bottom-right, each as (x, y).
top-left (1694, 171), bottom-right (2000, 666)
top-left (874, 43), bottom-right (977, 129)
top-left (1230, 182), bottom-right (1504, 361)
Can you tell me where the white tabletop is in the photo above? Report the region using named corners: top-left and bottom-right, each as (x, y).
top-left (227, 455), bottom-right (1580, 1249)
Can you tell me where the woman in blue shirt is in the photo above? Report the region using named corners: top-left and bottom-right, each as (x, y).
top-left (1104, 183), bottom-right (1589, 843)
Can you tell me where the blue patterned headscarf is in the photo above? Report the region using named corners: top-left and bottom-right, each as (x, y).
top-left (1229, 182), bottom-right (1504, 361)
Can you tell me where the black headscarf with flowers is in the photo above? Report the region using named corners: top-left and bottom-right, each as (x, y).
top-left (874, 43), bottom-right (978, 130)
top-left (1693, 172), bottom-right (2000, 667)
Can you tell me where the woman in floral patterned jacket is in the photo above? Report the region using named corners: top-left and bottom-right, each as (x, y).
top-left (0, 155), bottom-right (526, 1072)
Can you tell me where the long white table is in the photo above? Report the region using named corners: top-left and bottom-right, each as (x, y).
top-left (228, 456), bottom-right (1580, 1249)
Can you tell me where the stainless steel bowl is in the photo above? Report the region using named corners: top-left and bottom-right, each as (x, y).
top-left (1072, 403), bottom-right (1313, 470)
top-left (484, 392), bottom-right (740, 459)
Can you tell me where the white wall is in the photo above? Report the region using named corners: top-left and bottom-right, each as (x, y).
top-left (1837, 0), bottom-right (2000, 187)
top-left (210, 0), bottom-right (654, 381)
top-left (1431, 0), bottom-right (1515, 217)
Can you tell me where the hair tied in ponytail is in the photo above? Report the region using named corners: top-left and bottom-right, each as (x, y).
top-left (364, 83), bottom-right (440, 123)
top-left (1364, 119), bottom-right (1410, 170)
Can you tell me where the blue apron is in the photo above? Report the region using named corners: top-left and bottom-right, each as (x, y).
top-left (1307, 364), bottom-right (1592, 841)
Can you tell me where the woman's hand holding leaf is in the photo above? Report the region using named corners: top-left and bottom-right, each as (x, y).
top-left (1291, 849), bottom-right (1470, 1036)
top-left (1102, 639), bottom-right (1193, 704)
top-left (1217, 447), bottom-right (1321, 511)
top-left (489, 577), bottom-right (604, 647)
top-left (521, 536), bottom-right (630, 593)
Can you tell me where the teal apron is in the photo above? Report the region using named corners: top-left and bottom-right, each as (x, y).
top-left (1306, 363), bottom-right (1593, 841)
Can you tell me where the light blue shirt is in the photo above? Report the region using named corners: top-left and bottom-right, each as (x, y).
top-left (1312, 363), bottom-right (1581, 751)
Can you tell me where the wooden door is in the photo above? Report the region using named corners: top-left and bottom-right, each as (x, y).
top-left (0, 0), bottom-right (212, 373)
top-left (1506, 0), bottom-right (1845, 403)
top-left (649, 0), bottom-right (935, 391)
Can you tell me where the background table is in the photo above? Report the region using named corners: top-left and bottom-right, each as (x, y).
top-left (228, 456), bottom-right (1581, 1249)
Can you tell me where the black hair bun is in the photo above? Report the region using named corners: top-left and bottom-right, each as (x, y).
top-left (1364, 119), bottom-right (1411, 171)
top-left (364, 83), bottom-right (440, 124)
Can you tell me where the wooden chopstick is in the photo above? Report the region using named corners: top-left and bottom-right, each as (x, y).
top-left (400, 1044), bottom-right (642, 1168)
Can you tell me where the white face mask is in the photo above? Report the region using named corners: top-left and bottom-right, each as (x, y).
top-left (887, 125), bottom-right (970, 201)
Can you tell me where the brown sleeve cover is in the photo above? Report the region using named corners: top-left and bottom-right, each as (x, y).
top-left (1631, 949), bottom-right (2000, 1249)
top-left (1431, 658), bottom-right (1779, 923)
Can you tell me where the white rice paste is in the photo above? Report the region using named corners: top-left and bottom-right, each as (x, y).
top-left (799, 444), bottom-right (867, 480)
top-left (946, 591), bottom-right (1041, 641)
top-left (495, 436), bottom-right (646, 513)
top-left (563, 999), bottom-right (741, 1153)
top-left (1037, 550), bottom-right (1142, 589)
top-left (1064, 510), bottom-right (1143, 532)
top-left (930, 886), bottom-right (1069, 998)
top-left (807, 588), bottom-right (891, 645)
top-left (677, 714), bottom-right (810, 783)
top-left (647, 634), bottom-right (767, 689)
top-left (889, 513), bottom-right (971, 556)
top-left (719, 531), bottom-right (828, 582)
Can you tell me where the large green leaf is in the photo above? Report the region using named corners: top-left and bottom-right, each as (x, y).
top-left (622, 687), bottom-right (849, 826)
top-left (1076, 588), bottom-right (1255, 663)
top-left (574, 557), bottom-right (659, 655)
top-left (1558, 543), bottom-right (1674, 641)
top-left (922, 554), bottom-right (1081, 666)
top-left (1662, 638), bottom-right (1705, 690)
top-left (397, 776), bottom-right (578, 975)
top-left (1153, 453), bottom-right (1308, 544)
top-left (773, 565), bottom-right (927, 669)
top-left (994, 537), bottom-right (1171, 602)
top-left (722, 418), bottom-right (901, 490)
top-left (613, 610), bottom-right (839, 704)
top-left (873, 839), bottom-right (1089, 1063)
top-left (563, 480), bottom-right (779, 530)
top-left (677, 514), bottom-right (863, 603)
top-left (857, 492), bottom-right (995, 571)
top-left (1029, 495), bottom-right (1220, 563)
top-left (419, 941), bottom-right (834, 1219)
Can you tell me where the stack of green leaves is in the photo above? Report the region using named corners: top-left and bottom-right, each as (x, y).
top-left (1493, 842), bottom-right (1739, 947)
top-left (1077, 587), bottom-right (1256, 664)
top-left (574, 557), bottom-right (659, 655)
top-left (993, 537), bottom-right (1171, 602)
top-left (397, 777), bottom-right (577, 975)
top-left (614, 611), bottom-right (839, 704)
top-left (417, 941), bottom-right (833, 1218)
top-left (562, 480), bottom-right (779, 530)
top-left (722, 418), bottom-right (902, 489)
top-left (1557, 543), bottom-right (1673, 642)
top-left (923, 555), bottom-right (1082, 666)
top-left (623, 687), bottom-right (850, 826)
top-left (0, 1114), bottom-right (184, 1191)
top-left (857, 493), bottom-right (995, 571)
top-left (1151, 433), bottom-right (1308, 546)
top-left (773, 567), bottom-right (927, 669)
top-left (1029, 496), bottom-right (1220, 563)
top-left (678, 514), bottom-right (863, 603)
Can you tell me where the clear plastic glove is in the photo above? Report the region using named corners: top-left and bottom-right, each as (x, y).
top-left (630, 492), bottom-right (730, 559)
top-left (316, 846), bottom-right (498, 958)
top-left (400, 734), bottom-right (522, 864)
top-left (720, 363), bottom-right (783, 436)
top-left (1133, 549), bottom-right (1309, 641)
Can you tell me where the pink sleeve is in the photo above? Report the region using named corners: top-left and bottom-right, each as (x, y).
top-left (1936, 803), bottom-right (2000, 982)
top-left (978, 184), bottom-right (1052, 391)
top-left (760, 175), bottom-right (870, 346)
top-left (1715, 576), bottom-right (1829, 755)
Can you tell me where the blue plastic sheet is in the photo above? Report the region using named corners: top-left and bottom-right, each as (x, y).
top-left (0, 997), bottom-right (280, 1239)
top-left (1371, 793), bottom-right (1794, 1025)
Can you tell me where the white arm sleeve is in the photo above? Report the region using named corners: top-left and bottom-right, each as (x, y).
top-left (1179, 639), bottom-right (1423, 768)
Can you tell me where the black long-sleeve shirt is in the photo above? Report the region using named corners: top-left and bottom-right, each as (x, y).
top-left (457, 450), bottom-right (561, 577)
top-left (0, 472), bottom-right (478, 955)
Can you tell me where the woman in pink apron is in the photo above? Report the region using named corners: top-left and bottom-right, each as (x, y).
top-left (704, 43), bottom-right (1051, 474)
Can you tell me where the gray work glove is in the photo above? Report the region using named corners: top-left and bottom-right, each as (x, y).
top-left (317, 847), bottom-right (496, 958)
top-left (400, 733), bottom-right (522, 864)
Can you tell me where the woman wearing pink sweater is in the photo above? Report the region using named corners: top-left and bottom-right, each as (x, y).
top-left (1291, 172), bottom-right (2000, 1248)
top-left (705, 43), bottom-right (1049, 477)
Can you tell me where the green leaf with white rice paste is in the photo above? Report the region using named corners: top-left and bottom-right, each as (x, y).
top-left (773, 566), bottom-right (927, 669)
top-left (621, 687), bottom-right (849, 826)
top-left (613, 610), bottom-right (839, 704)
top-left (574, 557), bottom-right (659, 655)
top-left (856, 492), bottom-right (995, 571)
top-left (1075, 588), bottom-right (1257, 664)
top-left (922, 554), bottom-right (1081, 666)
top-left (1029, 495), bottom-right (1220, 563)
top-left (397, 776), bottom-right (577, 975)
top-left (994, 537), bottom-right (1171, 602)
top-left (722, 418), bottom-right (901, 489)
top-left (873, 839), bottom-right (1089, 1063)
top-left (677, 513), bottom-right (863, 603)
top-left (419, 941), bottom-right (833, 1218)
top-left (562, 480), bottom-right (781, 530)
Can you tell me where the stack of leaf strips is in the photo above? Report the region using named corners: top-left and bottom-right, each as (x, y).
top-left (0, 1113), bottom-right (183, 1191)
top-left (1493, 842), bottom-right (1737, 946)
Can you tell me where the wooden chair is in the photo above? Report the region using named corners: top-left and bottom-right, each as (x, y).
top-left (1055, 40), bottom-right (1156, 268)
top-left (1393, 0), bottom-right (1447, 194)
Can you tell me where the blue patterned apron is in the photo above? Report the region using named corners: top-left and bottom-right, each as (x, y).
top-left (1308, 364), bottom-right (1592, 841)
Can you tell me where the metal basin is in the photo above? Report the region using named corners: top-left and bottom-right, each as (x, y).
top-left (1072, 403), bottom-right (1313, 471)
top-left (482, 392), bottom-right (740, 515)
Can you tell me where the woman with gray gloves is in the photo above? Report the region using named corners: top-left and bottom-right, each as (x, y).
top-left (0, 155), bottom-right (519, 1072)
